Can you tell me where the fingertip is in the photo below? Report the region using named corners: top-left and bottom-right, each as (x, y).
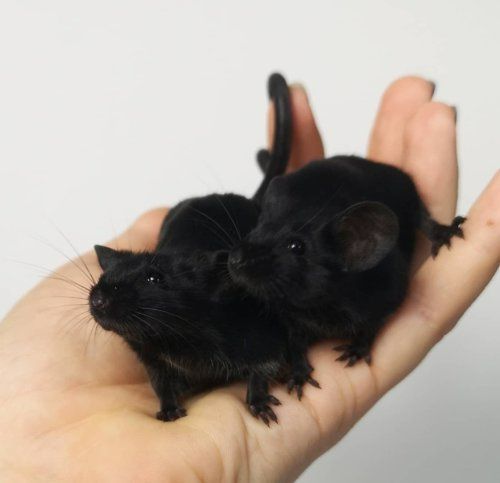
top-left (380, 76), bottom-right (435, 111)
top-left (289, 84), bottom-right (316, 131)
top-left (403, 101), bottom-right (458, 222)
top-left (368, 76), bottom-right (435, 164)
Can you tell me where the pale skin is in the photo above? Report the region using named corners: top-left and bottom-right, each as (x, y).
top-left (0, 78), bottom-right (499, 482)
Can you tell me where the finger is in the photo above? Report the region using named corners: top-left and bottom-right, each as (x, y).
top-left (267, 84), bottom-right (325, 172)
top-left (372, 171), bottom-right (500, 393)
top-left (402, 102), bottom-right (458, 269)
top-left (367, 77), bottom-right (435, 166)
top-left (403, 102), bottom-right (458, 222)
top-left (117, 207), bottom-right (169, 251)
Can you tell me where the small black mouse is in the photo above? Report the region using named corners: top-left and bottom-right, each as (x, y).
top-left (88, 73), bottom-right (294, 424)
top-left (90, 245), bottom-right (288, 424)
top-left (228, 155), bottom-right (465, 373)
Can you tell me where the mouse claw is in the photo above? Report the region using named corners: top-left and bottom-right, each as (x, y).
top-left (156, 406), bottom-right (187, 422)
top-left (286, 370), bottom-right (321, 400)
top-left (249, 403), bottom-right (278, 426)
top-left (335, 343), bottom-right (372, 368)
top-left (430, 215), bottom-right (466, 257)
top-left (287, 380), bottom-right (304, 400)
top-left (335, 353), bottom-right (350, 362)
top-left (334, 344), bottom-right (350, 352)
top-left (267, 409), bottom-right (278, 424)
top-left (307, 376), bottom-right (321, 389)
top-left (248, 394), bottom-right (281, 425)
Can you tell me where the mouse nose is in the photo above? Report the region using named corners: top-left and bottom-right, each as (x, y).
top-left (228, 248), bottom-right (245, 268)
top-left (229, 244), bottom-right (269, 270)
top-left (90, 290), bottom-right (109, 311)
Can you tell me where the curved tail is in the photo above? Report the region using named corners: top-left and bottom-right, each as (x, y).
top-left (253, 73), bottom-right (292, 203)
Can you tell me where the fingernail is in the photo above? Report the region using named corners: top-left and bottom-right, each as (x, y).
top-left (290, 82), bottom-right (309, 102)
top-left (452, 106), bottom-right (458, 123)
top-left (428, 80), bottom-right (436, 97)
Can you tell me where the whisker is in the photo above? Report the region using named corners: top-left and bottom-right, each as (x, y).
top-left (197, 221), bottom-right (233, 249)
top-left (297, 182), bottom-right (344, 232)
top-left (45, 275), bottom-right (91, 294)
top-left (45, 295), bottom-right (89, 301)
top-left (85, 319), bottom-right (100, 356)
top-left (51, 223), bottom-right (97, 285)
top-left (11, 259), bottom-right (92, 294)
top-left (188, 206), bottom-right (236, 246)
top-left (34, 274), bottom-right (91, 295)
top-left (130, 313), bottom-right (163, 341)
top-left (214, 194), bottom-right (242, 241)
top-left (135, 310), bottom-right (200, 352)
top-left (59, 310), bottom-right (93, 338)
top-left (29, 234), bottom-right (95, 285)
top-left (138, 306), bottom-right (196, 327)
top-left (48, 302), bottom-right (90, 310)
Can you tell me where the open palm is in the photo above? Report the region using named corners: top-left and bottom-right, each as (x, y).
top-left (1, 79), bottom-right (498, 482)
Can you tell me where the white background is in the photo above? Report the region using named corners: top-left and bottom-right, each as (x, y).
top-left (0, 1), bottom-right (499, 481)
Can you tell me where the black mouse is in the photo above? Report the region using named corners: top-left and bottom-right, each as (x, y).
top-left (228, 155), bottom-right (465, 372)
top-left (88, 73), bottom-right (294, 424)
top-left (90, 246), bottom-right (287, 424)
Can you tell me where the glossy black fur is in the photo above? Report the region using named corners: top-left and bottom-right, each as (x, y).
top-left (90, 245), bottom-right (287, 423)
top-left (228, 156), bottom-right (465, 368)
top-left (89, 73), bottom-right (293, 424)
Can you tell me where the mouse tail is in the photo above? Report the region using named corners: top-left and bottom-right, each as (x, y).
top-left (253, 73), bottom-right (293, 203)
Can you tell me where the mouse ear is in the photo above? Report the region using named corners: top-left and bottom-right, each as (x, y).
top-left (94, 245), bottom-right (125, 271)
top-left (331, 201), bottom-right (399, 272)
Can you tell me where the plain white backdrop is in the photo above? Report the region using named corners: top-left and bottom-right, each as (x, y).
top-left (0, 1), bottom-right (498, 481)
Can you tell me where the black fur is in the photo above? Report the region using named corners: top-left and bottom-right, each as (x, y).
top-left (89, 73), bottom-right (293, 424)
top-left (91, 246), bottom-right (288, 423)
top-left (228, 156), bottom-right (465, 369)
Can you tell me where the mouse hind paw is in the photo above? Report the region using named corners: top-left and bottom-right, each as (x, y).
top-left (429, 216), bottom-right (466, 257)
top-left (248, 394), bottom-right (281, 426)
top-left (287, 368), bottom-right (321, 400)
top-left (334, 343), bottom-right (372, 367)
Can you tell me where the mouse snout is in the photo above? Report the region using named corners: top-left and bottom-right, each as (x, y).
top-left (229, 244), bottom-right (269, 269)
top-left (228, 247), bottom-right (244, 269)
top-left (90, 289), bottom-right (109, 311)
top-left (228, 243), bottom-right (274, 290)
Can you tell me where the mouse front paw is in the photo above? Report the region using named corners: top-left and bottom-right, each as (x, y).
top-left (430, 216), bottom-right (466, 257)
top-left (248, 394), bottom-right (281, 426)
top-left (287, 368), bottom-right (321, 400)
top-left (334, 343), bottom-right (372, 367)
top-left (156, 406), bottom-right (187, 422)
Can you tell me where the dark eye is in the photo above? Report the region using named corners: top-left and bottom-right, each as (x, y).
top-left (146, 273), bottom-right (162, 284)
top-left (287, 239), bottom-right (305, 255)
top-left (113, 284), bottom-right (119, 291)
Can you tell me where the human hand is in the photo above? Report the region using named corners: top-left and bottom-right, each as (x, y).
top-left (0, 80), bottom-right (498, 482)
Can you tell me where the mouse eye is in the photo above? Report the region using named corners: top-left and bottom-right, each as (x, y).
top-left (287, 239), bottom-right (305, 255)
top-left (113, 284), bottom-right (120, 291)
top-left (146, 273), bottom-right (162, 284)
